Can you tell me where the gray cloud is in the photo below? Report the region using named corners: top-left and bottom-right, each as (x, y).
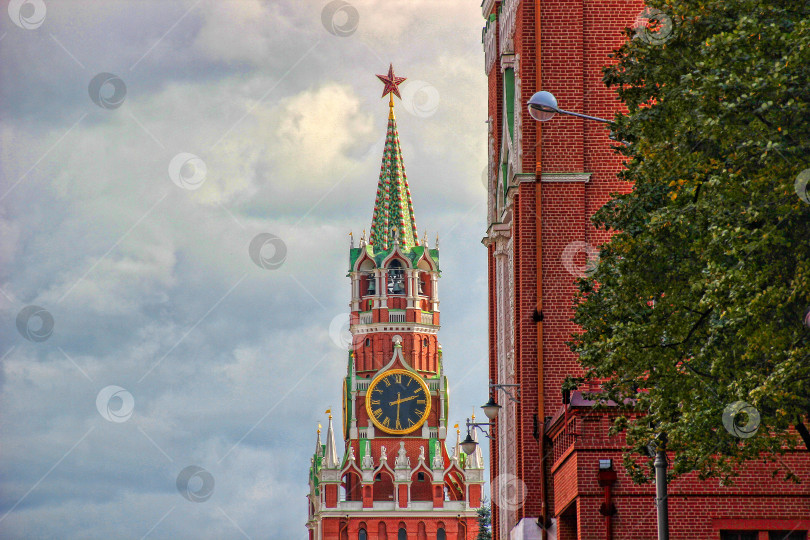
top-left (0, 1), bottom-right (488, 538)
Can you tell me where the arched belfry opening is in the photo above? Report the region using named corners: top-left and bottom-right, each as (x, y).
top-left (387, 259), bottom-right (406, 295)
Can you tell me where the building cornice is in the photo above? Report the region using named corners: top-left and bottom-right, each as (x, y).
top-left (540, 172), bottom-right (592, 183)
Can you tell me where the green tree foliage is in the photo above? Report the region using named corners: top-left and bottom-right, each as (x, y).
top-left (475, 498), bottom-right (492, 540)
top-left (568, 0), bottom-right (810, 484)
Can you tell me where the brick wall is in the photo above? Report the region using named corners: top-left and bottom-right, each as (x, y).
top-left (483, 0), bottom-right (810, 539)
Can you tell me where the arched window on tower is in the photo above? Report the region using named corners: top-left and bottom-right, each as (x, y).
top-left (387, 260), bottom-right (405, 295)
top-left (398, 527), bottom-right (407, 540)
top-left (359, 260), bottom-right (376, 297)
top-left (358, 529), bottom-right (367, 540)
top-left (417, 260), bottom-right (432, 298)
top-left (437, 528), bottom-right (446, 540)
top-left (366, 271), bottom-right (376, 295)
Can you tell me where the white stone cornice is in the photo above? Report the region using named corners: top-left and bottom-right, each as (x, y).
top-left (500, 52), bottom-right (515, 72)
top-left (540, 172), bottom-right (592, 183)
top-left (350, 323), bottom-right (438, 335)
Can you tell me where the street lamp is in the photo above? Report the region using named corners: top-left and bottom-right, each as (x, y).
top-left (461, 417), bottom-right (492, 454)
top-left (481, 395), bottom-right (501, 420)
top-left (461, 431), bottom-right (478, 455)
top-left (527, 91), bottom-right (611, 124)
top-left (479, 381), bottom-right (520, 420)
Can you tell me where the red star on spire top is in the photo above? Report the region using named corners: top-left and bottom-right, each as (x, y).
top-left (376, 63), bottom-right (406, 99)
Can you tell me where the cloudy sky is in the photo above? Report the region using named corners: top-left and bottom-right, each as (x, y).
top-left (0, 1), bottom-right (488, 538)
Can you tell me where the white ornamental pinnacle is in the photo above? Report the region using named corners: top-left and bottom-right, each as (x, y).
top-left (324, 416), bottom-right (340, 469)
top-left (419, 446), bottom-right (426, 462)
top-left (432, 441), bottom-right (444, 470)
top-left (362, 440), bottom-right (374, 470)
top-left (347, 445), bottom-right (356, 462)
top-left (314, 425), bottom-right (323, 458)
top-left (395, 441), bottom-right (410, 469)
top-left (453, 425), bottom-right (462, 459)
top-left (380, 445), bottom-right (388, 461)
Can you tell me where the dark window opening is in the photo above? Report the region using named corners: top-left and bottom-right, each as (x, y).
top-left (721, 533), bottom-right (757, 540)
top-left (423, 337), bottom-right (428, 347)
top-left (374, 473), bottom-right (381, 481)
top-left (770, 533), bottom-right (807, 540)
top-left (398, 528), bottom-right (407, 540)
top-left (417, 472), bottom-right (425, 481)
top-left (358, 530), bottom-right (367, 540)
top-left (437, 529), bottom-right (446, 540)
top-left (365, 338), bottom-right (370, 347)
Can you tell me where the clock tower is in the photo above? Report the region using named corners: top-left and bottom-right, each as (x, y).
top-left (306, 65), bottom-right (485, 540)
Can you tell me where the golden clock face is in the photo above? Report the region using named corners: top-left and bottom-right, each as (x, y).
top-left (365, 369), bottom-right (431, 434)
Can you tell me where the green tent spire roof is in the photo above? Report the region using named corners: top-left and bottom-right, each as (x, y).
top-left (369, 65), bottom-right (419, 251)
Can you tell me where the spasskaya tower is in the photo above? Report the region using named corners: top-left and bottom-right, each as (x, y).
top-left (306, 65), bottom-right (485, 540)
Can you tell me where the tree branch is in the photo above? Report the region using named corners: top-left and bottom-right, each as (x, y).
top-left (795, 422), bottom-right (810, 452)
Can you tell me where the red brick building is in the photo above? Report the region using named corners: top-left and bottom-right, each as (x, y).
top-left (306, 67), bottom-right (484, 540)
top-left (480, 1), bottom-right (810, 539)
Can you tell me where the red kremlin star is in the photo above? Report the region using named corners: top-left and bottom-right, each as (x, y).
top-left (376, 63), bottom-right (406, 99)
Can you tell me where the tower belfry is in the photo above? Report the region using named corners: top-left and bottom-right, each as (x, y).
top-left (306, 66), bottom-right (484, 540)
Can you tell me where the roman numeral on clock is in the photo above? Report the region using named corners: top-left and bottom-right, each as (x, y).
top-left (382, 417), bottom-right (391, 428)
top-left (373, 408), bottom-right (383, 419)
top-left (396, 418), bottom-right (402, 430)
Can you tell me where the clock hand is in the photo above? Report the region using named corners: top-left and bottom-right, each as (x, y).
top-left (396, 392), bottom-right (401, 425)
top-left (389, 395), bottom-right (418, 405)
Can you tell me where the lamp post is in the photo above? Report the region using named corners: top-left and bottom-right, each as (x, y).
top-left (527, 91), bottom-right (611, 124)
top-left (651, 434), bottom-right (669, 540)
top-left (527, 90), bottom-right (666, 540)
top-left (461, 417), bottom-right (492, 455)
top-left (465, 382), bottom-right (521, 451)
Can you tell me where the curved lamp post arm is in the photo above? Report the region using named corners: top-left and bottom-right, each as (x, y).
top-left (527, 91), bottom-right (611, 124)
